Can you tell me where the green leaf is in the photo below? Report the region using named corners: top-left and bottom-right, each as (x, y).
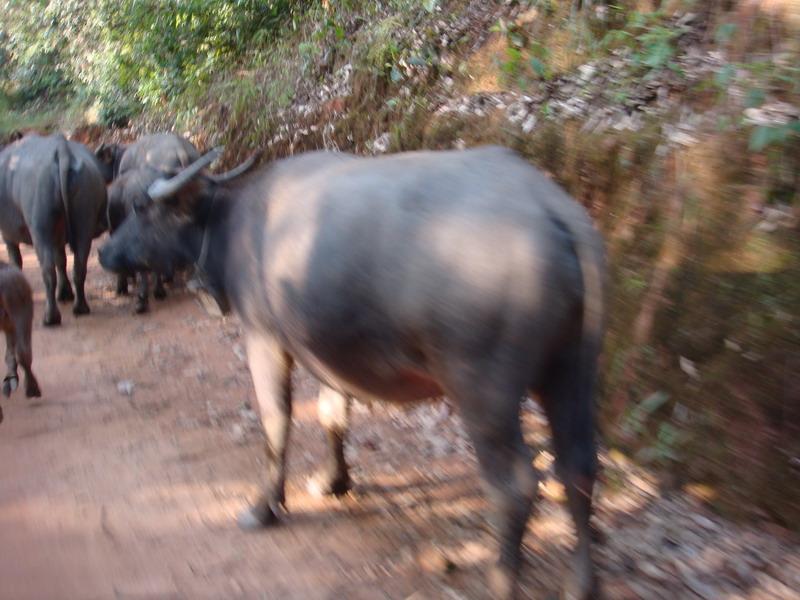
top-left (390, 65), bottom-right (403, 83)
top-left (744, 87), bottom-right (765, 109)
top-left (510, 32), bottom-right (525, 48)
top-left (530, 57), bottom-right (547, 79)
top-left (638, 391), bottom-right (670, 417)
top-left (643, 41), bottom-right (672, 69)
top-left (749, 125), bottom-right (777, 151)
top-left (714, 63), bottom-right (735, 89)
top-left (714, 23), bottom-right (737, 45)
top-left (423, 0), bottom-right (438, 14)
top-left (623, 391), bottom-right (670, 435)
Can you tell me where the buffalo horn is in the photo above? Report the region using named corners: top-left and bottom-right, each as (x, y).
top-left (148, 146), bottom-right (223, 200)
top-left (208, 152), bottom-right (259, 183)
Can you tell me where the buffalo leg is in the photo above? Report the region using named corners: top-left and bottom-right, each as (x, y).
top-left (14, 307), bottom-right (40, 398)
top-left (31, 239), bottom-right (60, 326)
top-left (55, 244), bottom-right (75, 303)
top-left (2, 330), bottom-right (18, 397)
top-left (135, 271), bottom-right (149, 314)
top-left (153, 274), bottom-right (167, 300)
top-left (238, 333), bottom-right (293, 529)
top-left (71, 240), bottom-right (90, 316)
top-left (116, 273), bottom-right (129, 296)
top-left (5, 242), bottom-right (22, 269)
top-left (539, 345), bottom-right (599, 600)
top-left (451, 378), bottom-right (538, 600)
top-left (308, 386), bottom-right (351, 497)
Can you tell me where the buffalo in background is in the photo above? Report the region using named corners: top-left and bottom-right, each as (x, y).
top-left (0, 133), bottom-right (107, 325)
top-left (96, 133), bottom-right (254, 313)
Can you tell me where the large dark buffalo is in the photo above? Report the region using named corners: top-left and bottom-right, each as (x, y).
top-left (98, 133), bottom-right (254, 312)
top-left (0, 134), bottom-right (107, 325)
top-left (98, 146), bottom-right (606, 599)
top-left (97, 133), bottom-right (202, 312)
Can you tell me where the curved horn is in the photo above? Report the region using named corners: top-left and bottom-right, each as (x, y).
top-left (148, 146), bottom-right (223, 200)
top-left (208, 152), bottom-right (259, 183)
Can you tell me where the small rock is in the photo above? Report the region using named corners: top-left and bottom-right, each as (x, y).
top-left (724, 338), bottom-right (742, 352)
top-left (667, 128), bottom-right (698, 147)
top-left (674, 558), bottom-right (717, 598)
top-left (725, 556), bottom-right (756, 587)
top-left (679, 356), bottom-right (700, 380)
top-left (539, 477), bottom-right (565, 503)
top-left (232, 344), bottom-right (246, 362)
top-left (638, 560), bottom-right (669, 581)
top-left (239, 407), bottom-right (259, 424)
top-left (676, 12), bottom-right (698, 27)
top-left (230, 424), bottom-right (247, 445)
top-left (755, 572), bottom-right (795, 597)
top-left (417, 544), bottom-right (457, 575)
top-left (533, 450), bottom-right (554, 472)
top-left (117, 380), bottom-right (135, 396)
top-left (691, 514), bottom-right (718, 531)
top-left (521, 114), bottom-right (537, 133)
top-left (370, 132), bottom-right (391, 154)
top-left (755, 220), bottom-right (778, 233)
top-left (578, 64), bottom-right (597, 82)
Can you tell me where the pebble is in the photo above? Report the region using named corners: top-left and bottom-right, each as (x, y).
top-left (230, 424), bottom-right (247, 445)
top-left (117, 380), bottom-right (135, 396)
top-left (690, 514), bottom-right (718, 531)
top-left (417, 544), bottom-right (457, 575)
top-left (638, 560), bottom-right (669, 581)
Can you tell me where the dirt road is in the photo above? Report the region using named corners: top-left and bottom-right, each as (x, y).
top-left (1, 244), bottom-right (797, 600)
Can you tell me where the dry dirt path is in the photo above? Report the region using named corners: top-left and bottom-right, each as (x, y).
top-left (0, 244), bottom-right (797, 600)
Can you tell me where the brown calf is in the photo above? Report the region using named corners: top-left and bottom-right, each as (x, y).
top-left (0, 261), bottom-right (41, 422)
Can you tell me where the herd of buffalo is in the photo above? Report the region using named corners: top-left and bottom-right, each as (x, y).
top-left (0, 130), bottom-right (607, 599)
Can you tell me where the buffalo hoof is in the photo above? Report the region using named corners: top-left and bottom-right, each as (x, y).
top-left (306, 471), bottom-right (351, 498)
top-left (57, 286), bottom-right (75, 303)
top-left (2, 376), bottom-right (18, 397)
top-left (134, 298), bottom-right (149, 314)
top-left (73, 301), bottom-right (90, 316)
top-left (43, 311), bottom-right (62, 327)
top-left (236, 504), bottom-right (282, 530)
top-left (153, 286), bottom-right (167, 301)
top-left (25, 376), bottom-right (41, 398)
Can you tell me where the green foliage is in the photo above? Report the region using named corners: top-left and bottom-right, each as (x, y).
top-left (714, 22), bottom-right (737, 45)
top-left (0, 0), bottom-right (314, 124)
top-left (622, 390), bottom-right (670, 437)
top-left (602, 10), bottom-right (687, 75)
top-left (491, 18), bottom-right (551, 87)
top-left (749, 122), bottom-right (800, 152)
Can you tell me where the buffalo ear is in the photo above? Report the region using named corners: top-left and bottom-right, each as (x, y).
top-left (95, 142), bottom-right (117, 166)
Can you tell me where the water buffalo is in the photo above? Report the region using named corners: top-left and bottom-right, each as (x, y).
top-left (0, 134), bottom-right (107, 325)
top-left (105, 167), bottom-right (167, 311)
top-left (96, 133), bottom-right (203, 312)
top-left (94, 132), bottom-right (201, 183)
top-left (0, 260), bottom-right (41, 423)
top-left (99, 133), bottom-right (254, 313)
top-left (98, 145), bottom-right (606, 599)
